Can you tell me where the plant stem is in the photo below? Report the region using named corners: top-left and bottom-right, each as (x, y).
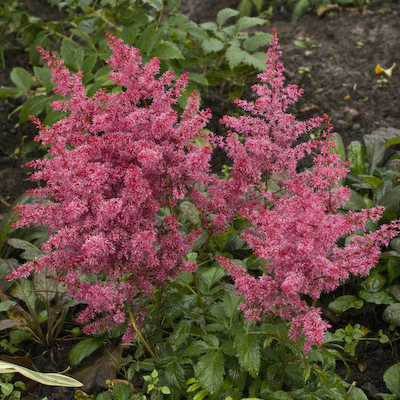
top-left (126, 307), bottom-right (158, 364)
top-left (192, 271), bottom-right (204, 311)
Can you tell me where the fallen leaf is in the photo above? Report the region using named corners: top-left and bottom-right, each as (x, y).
top-left (73, 344), bottom-right (127, 393)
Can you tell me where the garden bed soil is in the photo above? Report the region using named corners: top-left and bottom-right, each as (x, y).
top-left (1, 0), bottom-right (400, 399)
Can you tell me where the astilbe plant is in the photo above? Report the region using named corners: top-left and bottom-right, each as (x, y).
top-left (7, 33), bottom-right (212, 343)
top-left (215, 28), bottom-right (400, 352)
top-left (7, 28), bottom-right (400, 355)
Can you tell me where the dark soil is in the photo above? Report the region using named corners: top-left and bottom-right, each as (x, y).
top-left (1, 0), bottom-right (400, 399)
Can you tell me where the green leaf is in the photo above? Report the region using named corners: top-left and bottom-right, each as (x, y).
top-left (34, 67), bottom-right (54, 92)
top-left (294, 40), bottom-right (306, 48)
top-left (200, 22), bottom-right (218, 31)
top-left (234, 332), bottom-right (260, 377)
top-left (217, 8), bottom-right (239, 26)
top-left (362, 176), bottom-right (383, 188)
top-left (266, 390), bottom-right (294, 399)
top-left (344, 189), bottom-right (367, 211)
top-left (112, 382), bottom-right (132, 400)
top-left (347, 386), bottom-right (368, 400)
top-left (165, 362), bottom-right (186, 391)
top-left (329, 133), bottom-right (346, 162)
top-left (364, 128), bottom-right (400, 175)
top-left (201, 38), bottom-right (224, 55)
top-left (78, 0), bottom-right (91, 10)
top-left (168, 0), bottom-right (181, 12)
top-left (243, 32), bottom-right (272, 51)
top-left (198, 267), bottom-right (225, 294)
top-left (97, 392), bottom-right (112, 400)
top-left (9, 279), bottom-right (36, 315)
top-left (226, 45), bottom-right (247, 69)
top-left (61, 38), bottom-right (84, 71)
top-left (236, 17), bottom-right (265, 32)
top-left (195, 351), bottom-right (224, 395)
top-left (169, 319), bottom-right (192, 351)
top-left (347, 141), bottom-right (366, 175)
top-left (223, 291), bottom-right (241, 319)
top-left (0, 300), bottom-right (17, 312)
top-left (0, 360), bottom-right (82, 387)
top-left (10, 68), bottom-right (33, 95)
top-left (358, 290), bottom-right (395, 305)
top-left (361, 273), bottom-right (386, 293)
top-left (183, 340), bottom-right (216, 357)
top-left (18, 95), bottom-right (48, 123)
top-left (151, 43), bottom-right (184, 59)
top-left (383, 304), bottom-right (400, 326)
top-left (143, 0), bottom-right (163, 11)
top-left (189, 72), bottom-right (208, 86)
top-left (68, 338), bottom-right (103, 366)
top-left (229, 83), bottom-right (243, 100)
top-left (243, 52), bottom-right (267, 71)
top-left (375, 185), bottom-right (400, 219)
top-left (328, 295), bottom-right (364, 315)
top-left (383, 363), bottom-right (400, 396)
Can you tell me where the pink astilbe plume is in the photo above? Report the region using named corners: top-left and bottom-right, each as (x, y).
top-left (217, 28), bottom-right (400, 352)
top-left (7, 34), bottom-right (212, 340)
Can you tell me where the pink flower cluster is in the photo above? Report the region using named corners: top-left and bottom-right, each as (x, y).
top-left (7, 33), bottom-right (211, 340)
top-left (8, 28), bottom-right (400, 350)
top-left (216, 29), bottom-right (400, 352)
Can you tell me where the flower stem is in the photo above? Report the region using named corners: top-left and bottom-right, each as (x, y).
top-left (126, 307), bottom-right (158, 364)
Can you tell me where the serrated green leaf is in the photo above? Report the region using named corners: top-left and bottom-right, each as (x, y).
top-left (234, 332), bottom-right (260, 377)
top-left (383, 363), bottom-right (400, 396)
top-left (243, 32), bottom-right (272, 51)
top-left (61, 38), bottom-right (84, 71)
top-left (201, 38), bottom-right (224, 55)
top-left (168, 0), bottom-right (180, 12)
top-left (68, 338), bottom-right (103, 366)
top-left (217, 8), bottom-right (239, 27)
top-left (189, 72), bottom-right (208, 86)
top-left (151, 42), bottom-right (184, 59)
top-left (236, 16), bottom-right (265, 32)
top-left (165, 362), bottom-right (186, 391)
top-left (143, 0), bottom-right (163, 11)
top-left (18, 95), bottom-right (48, 123)
top-left (226, 45), bottom-right (247, 69)
top-left (112, 382), bottom-right (132, 400)
top-left (34, 67), bottom-right (54, 92)
top-left (223, 291), bottom-right (241, 319)
top-left (78, 0), bottom-right (91, 9)
top-left (200, 22), bottom-right (218, 31)
top-left (169, 319), bottom-right (192, 351)
top-left (183, 340), bottom-right (216, 357)
top-left (198, 267), bottom-right (225, 294)
top-left (243, 52), bottom-right (267, 71)
top-left (195, 351), bottom-right (224, 395)
top-left (82, 55), bottom-right (97, 75)
top-left (265, 390), bottom-right (294, 399)
top-left (10, 68), bottom-right (33, 94)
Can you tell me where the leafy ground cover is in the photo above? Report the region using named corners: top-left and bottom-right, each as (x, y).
top-left (0, 1), bottom-right (400, 400)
